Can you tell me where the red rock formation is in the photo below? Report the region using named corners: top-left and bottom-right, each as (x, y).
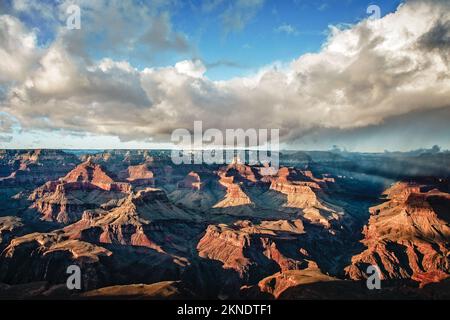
top-left (256, 262), bottom-right (335, 298)
top-left (0, 216), bottom-right (23, 246)
top-left (0, 231), bottom-right (115, 290)
top-left (118, 164), bottom-right (155, 186)
top-left (63, 187), bottom-right (193, 250)
top-left (213, 161), bottom-right (267, 210)
top-left (169, 171), bottom-right (222, 210)
top-left (267, 169), bottom-right (342, 226)
top-left (301, 170), bottom-right (335, 185)
top-left (3, 232), bottom-right (112, 265)
top-left (345, 182), bottom-right (450, 286)
top-left (0, 149), bottom-right (79, 185)
top-left (29, 161), bottom-right (131, 224)
top-left (62, 159), bottom-right (131, 192)
top-left (213, 174), bottom-right (253, 209)
top-left (197, 220), bottom-right (307, 281)
top-left (223, 160), bottom-right (259, 183)
top-left (82, 281), bottom-right (194, 299)
top-left (177, 172), bottom-right (202, 190)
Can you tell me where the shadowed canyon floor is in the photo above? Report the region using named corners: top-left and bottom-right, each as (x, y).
top-left (0, 149), bottom-right (449, 299)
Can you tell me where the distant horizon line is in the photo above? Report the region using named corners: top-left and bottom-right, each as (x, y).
top-left (1, 147), bottom-right (448, 154)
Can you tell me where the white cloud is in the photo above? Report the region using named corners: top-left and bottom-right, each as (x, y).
top-left (174, 60), bottom-right (206, 78)
top-left (0, 15), bottom-right (39, 83)
top-left (20, 0), bottom-right (192, 61)
top-left (0, 0), bottom-right (449, 146)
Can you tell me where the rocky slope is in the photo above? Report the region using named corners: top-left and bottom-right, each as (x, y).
top-left (0, 216), bottom-right (24, 247)
top-left (63, 187), bottom-right (197, 252)
top-left (253, 167), bottom-right (343, 226)
top-left (197, 219), bottom-right (318, 283)
top-left (118, 164), bottom-right (155, 186)
top-left (169, 171), bottom-right (224, 211)
top-left (28, 160), bottom-right (130, 224)
top-left (345, 182), bottom-right (450, 286)
top-left (0, 149), bottom-right (79, 186)
top-left (213, 177), bottom-right (253, 209)
top-left (0, 225), bottom-right (189, 291)
top-left (82, 281), bottom-right (194, 299)
top-left (254, 263), bottom-right (340, 299)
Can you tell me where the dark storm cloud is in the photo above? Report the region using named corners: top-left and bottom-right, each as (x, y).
top-left (419, 19), bottom-right (450, 62)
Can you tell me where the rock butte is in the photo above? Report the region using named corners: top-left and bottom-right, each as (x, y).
top-left (345, 182), bottom-right (450, 287)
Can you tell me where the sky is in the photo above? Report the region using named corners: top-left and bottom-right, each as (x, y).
top-left (0, 0), bottom-right (449, 151)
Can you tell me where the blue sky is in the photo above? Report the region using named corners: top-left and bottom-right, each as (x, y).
top-left (190, 0), bottom-right (404, 80)
top-left (0, 0), bottom-right (449, 151)
top-left (3, 0), bottom-right (403, 80)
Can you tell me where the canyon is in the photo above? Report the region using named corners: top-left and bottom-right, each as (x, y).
top-left (0, 149), bottom-right (448, 299)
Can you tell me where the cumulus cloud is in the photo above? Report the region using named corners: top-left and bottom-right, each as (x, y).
top-left (0, 15), bottom-right (39, 83)
top-left (418, 19), bottom-right (450, 63)
top-left (4, 41), bottom-right (152, 141)
top-left (0, 0), bottom-right (449, 146)
top-left (5, 0), bottom-right (192, 63)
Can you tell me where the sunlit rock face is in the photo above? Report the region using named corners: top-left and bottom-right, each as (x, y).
top-left (346, 182), bottom-right (450, 286)
top-left (28, 160), bottom-right (131, 224)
